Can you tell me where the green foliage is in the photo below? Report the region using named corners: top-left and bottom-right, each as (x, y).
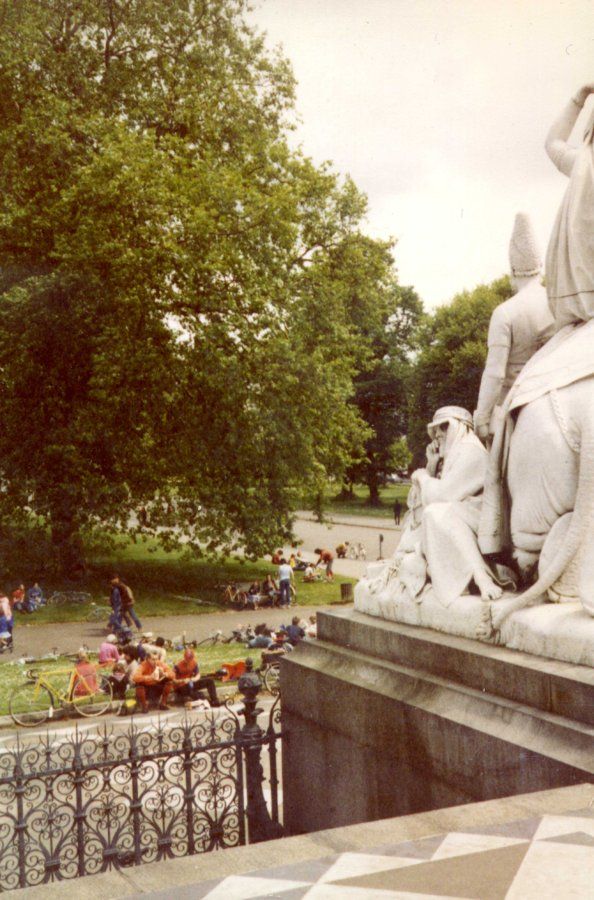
top-left (346, 282), bottom-right (423, 503)
top-left (0, 0), bottom-right (400, 570)
top-left (388, 437), bottom-right (412, 472)
top-left (407, 276), bottom-right (513, 464)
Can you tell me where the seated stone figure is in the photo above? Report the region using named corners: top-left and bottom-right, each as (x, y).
top-left (414, 407), bottom-right (503, 606)
top-left (363, 407), bottom-right (503, 611)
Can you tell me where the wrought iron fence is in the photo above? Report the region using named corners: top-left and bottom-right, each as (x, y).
top-left (0, 684), bottom-right (282, 891)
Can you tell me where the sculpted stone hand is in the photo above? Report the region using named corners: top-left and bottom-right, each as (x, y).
top-left (424, 439), bottom-right (441, 477)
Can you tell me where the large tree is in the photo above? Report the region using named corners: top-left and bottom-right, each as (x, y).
top-left (0, 0), bottom-right (391, 571)
top-left (407, 276), bottom-right (513, 466)
top-left (345, 281), bottom-right (422, 505)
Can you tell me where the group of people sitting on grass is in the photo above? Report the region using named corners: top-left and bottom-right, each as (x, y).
top-left (0, 582), bottom-right (46, 643)
top-left (74, 631), bottom-right (222, 713)
top-left (11, 582), bottom-right (46, 613)
top-left (245, 615), bottom-right (316, 652)
top-left (222, 547), bottom-right (336, 609)
top-left (223, 572), bottom-right (292, 610)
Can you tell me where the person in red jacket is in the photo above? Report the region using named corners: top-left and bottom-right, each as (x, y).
top-left (133, 652), bottom-right (175, 712)
top-left (314, 548), bottom-right (334, 581)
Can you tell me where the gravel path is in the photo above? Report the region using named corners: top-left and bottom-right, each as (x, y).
top-left (9, 513), bottom-right (400, 658)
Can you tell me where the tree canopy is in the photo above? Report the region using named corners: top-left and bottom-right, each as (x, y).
top-left (346, 282), bottom-right (422, 504)
top-left (407, 276), bottom-right (513, 466)
top-left (0, 0), bottom-right (414, 571)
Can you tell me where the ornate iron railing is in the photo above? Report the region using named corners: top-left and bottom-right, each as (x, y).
top-left (0, 688), bottom-right (282, 891)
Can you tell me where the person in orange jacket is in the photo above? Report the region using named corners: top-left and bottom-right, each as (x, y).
top-left (133, 652), bottom-right (175, 712)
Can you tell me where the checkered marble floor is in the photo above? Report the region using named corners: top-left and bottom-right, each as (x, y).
top-left (151, 807), bottom-right (594, 899)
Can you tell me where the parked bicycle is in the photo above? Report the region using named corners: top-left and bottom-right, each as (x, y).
top-left (46, 591), bottom-right (92, 607)
top-left (9, 665), bottom-right (115, 727)
top-left (261, 661), bottom-right (280, 695)
top-left (195, 629), bottom-right (225, 649)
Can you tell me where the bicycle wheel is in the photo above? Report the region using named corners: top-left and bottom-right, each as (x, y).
top-left (73, 676), bottom-right (114, 718)
top-left (263, 664), bottom-right (281, 696)
top-left (9, 682), bottom-right (54, 727)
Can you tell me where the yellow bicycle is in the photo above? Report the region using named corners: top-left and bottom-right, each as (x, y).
top-left (9, 665), bottom-right (115, 727)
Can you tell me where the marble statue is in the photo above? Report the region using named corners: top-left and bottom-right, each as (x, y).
top-left (474, 213), bottom-right (554, 442)
top-left (355, 86), bottom-right (594, 667)
top-left (361, 407), bottom-right (507, 617)
top-left (545, 82), bottom-right (594, 328)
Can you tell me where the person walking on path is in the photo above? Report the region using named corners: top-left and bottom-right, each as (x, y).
top-left (314, 548), bottom-right (334, 581)
top-left (393, 499), bottom-right (402, 525)
top-left (277, 557), bottom-right (294, 608)
top-left (117, 577), bottom-right (142, 630)
top-left (109, 576), bottom-right (124, 631)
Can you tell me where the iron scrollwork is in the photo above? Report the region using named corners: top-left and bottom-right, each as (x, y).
top-left (0, 701), bottom-right (282, 891)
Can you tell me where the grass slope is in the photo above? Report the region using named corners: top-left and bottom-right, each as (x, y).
top-left (12, 537), bottom-right (353, 626)
top-left (321, 483), bottom-right (410, 519)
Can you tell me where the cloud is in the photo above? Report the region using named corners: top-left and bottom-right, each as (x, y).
top-left (252, 0), bottom-right (594, 307)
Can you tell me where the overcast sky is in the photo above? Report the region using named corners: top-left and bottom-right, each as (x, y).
top-left (250, 0), bottom-right (594, 310)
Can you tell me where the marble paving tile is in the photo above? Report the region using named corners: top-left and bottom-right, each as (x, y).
top-left (368, 835), bottom-right (447, 860)
top-left (302, 884), bottom-right (438, 899)
top-left (333, 842), bottom-right (531, 899)
top-left (254, 857), bottom-right (338, 884)
top-left (541, 830), bottom-right (594, 846)
top-left (319, 851), bottom-right (423, 883)
top-left (430, 832), bottom-right (527, 861)
top-left (533, 814), bottom-right (594, 841)
top-left (505, 840), bottom-right (594, 899)
top-left (201, 874), bottom-right (311, 899)
top-left (564, 808), bottom-right (594, 819)
top-left (252, 889), bottom-right (311, 899)
top-left (464, 817), bottom-right (542, 841)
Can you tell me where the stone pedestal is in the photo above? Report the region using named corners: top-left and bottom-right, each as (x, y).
top-left (281, 609), bottom-right (594, 836)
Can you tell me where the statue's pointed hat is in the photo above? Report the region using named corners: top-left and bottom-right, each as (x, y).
top-left (509, 212), bottom-right (541, 278)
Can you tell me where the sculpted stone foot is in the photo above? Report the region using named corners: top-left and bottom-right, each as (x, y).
top-left (512, 548), bottom-right (539, 583)
top-left (474, 569), bottom-right (503, 601)
top-left (476, 603), bottom-right (500, 643)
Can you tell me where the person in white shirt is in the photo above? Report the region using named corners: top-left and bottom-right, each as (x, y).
top-left (277, 558), bottom-right (293, 607)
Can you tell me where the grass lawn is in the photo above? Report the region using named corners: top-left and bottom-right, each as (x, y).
top-left (0, 642), bottom-right (268, 718)
top-left (12, 536), bottom-right (354, 627)
top-left (320, 482), bottom-right (410, 519)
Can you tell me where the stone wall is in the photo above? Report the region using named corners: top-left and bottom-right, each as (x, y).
top-left (281, 609), bottom-right (594, 835)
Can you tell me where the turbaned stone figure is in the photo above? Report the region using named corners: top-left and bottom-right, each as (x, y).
top-left (474, 213), bottom-right (554, 442)
top-left (361, 407), bottom-right (504, 614)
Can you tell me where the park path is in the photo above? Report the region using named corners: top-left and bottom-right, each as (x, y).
top-left (11, 513), bottom-right (401, 658)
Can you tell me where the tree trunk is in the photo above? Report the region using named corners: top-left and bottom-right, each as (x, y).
top-left (313, 492), bottom-right (325, 523)
top-left (334, 480), bottom-right (355, 501)
top-left (365, 471), bottom-right (382, 507)
top-left (51, 514), bottom-right (87, 577)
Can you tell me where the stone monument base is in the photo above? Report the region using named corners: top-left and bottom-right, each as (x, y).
top-left (281, 609), bottom-right (594, 836)
top-left (356, 568), bottom-right (594, 667)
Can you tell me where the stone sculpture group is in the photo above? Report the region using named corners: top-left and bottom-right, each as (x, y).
top-left (355, 85), bottom-right (594, 667)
